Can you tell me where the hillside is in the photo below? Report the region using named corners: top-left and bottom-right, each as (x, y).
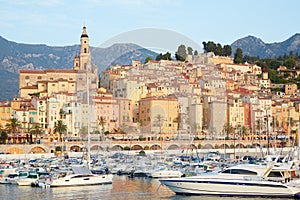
top-left (0, 36), bottom-right (157, 101)
top-left (231, 33), bottom-right (300, 58)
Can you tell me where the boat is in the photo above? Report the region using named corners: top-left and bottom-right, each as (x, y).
top-left (10, 170), bottom-right (31, 185)
top-left (0, 168), bottom-right (19, 184)
top-left (48, 166), bottom-right (113, 187)
top-left (159, 164), bottom-right (300, 198)
top-left (149, 167), bottom-right (183, 178)
top-left (0, 172), bottom-right (19, 184)
top-left (16, 171), bottom-right (39, 186)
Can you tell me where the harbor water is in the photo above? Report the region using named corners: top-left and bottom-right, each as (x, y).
top-left (0, 175), bottom-right (285, 200)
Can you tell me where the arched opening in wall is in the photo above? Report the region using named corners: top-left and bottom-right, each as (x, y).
top-left (223, 144), bottom-right (230, 149)
top-left (236, 143), bottom-right (246, 148)
top-left (131, 145), bottom-right (143, 150)
top-left (167, 144), bottom-right (179, 150)
top-left (150, 144), bottom-right (161, 150)
top-left (90, 145), bottom-right (104, 151)
top-left (84, 48), bottom-right (87, 53)
top-left (111, 145), bottom-right (123, 151)
top-left (202, 144), bottom-right (214, 149)
top-left (70, 145), bottom-right (82, 152)
top-left (6, 147), bottom-right (24, 154)
top-left (29, 146), bottom-right (47, 154)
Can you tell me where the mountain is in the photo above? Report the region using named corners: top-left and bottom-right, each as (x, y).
top-left (231, 33), bottom-right (300, 58)
top-left (0, 36), bottom-right (157, 101)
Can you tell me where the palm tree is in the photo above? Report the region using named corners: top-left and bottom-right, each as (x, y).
top-left (5, 118), bottom-right (21, 144)
top-left (30, 124), bottom-right (42, 144)
top-left (97, 116), bottom-right (106, 141)
top-left (240, 125), bottom-right (249, 140)
top-left (53, 120), bottom-right (67, 142)
top-left (255, 119), bottom-right (263, 146)
top-left (255, 119), bottom-right (264, 157)
top-left (223, 122), bottom-right (234, 139)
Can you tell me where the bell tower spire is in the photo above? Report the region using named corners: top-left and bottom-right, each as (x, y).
top-left (79, 26), bottom-right (91, 70)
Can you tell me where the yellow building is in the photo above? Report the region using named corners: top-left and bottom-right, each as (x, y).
top-left (285, 83), bottom-right (297, 95)
top-left (227, 97), bottom-right (244, 128)
top-left (19, 26), bottom-right (98, 99)
top-left (139, 95), bottom-right (178, 135)
top-left (0, 103), bottom-right (12, 127)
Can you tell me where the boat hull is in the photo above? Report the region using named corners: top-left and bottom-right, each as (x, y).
top-left (160, 178), bottom-right (300, 198)
top-left (50, 174), bottom-right (113, 187)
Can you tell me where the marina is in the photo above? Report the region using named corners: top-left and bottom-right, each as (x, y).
top-left (1, 147), bottom-right (300, 199)
top-left (0, 175), bottom-right (286, 200)
top-left (0, 2), bottom-right (299, 200)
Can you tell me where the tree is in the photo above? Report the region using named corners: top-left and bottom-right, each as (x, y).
top-left (187, 46), bottom-right (193, 55)
top-left (144, 56), bottom-right (152, 64)
top-left (0, 130), bottom-right (8, 144)
top-left (156, 52), bottom-right (172, 61)
top-left (175, 44), bottom-right (187, 61)
top-left (79, 126), bottom-right (88, 139)
top-left (155, 114), bottom-right (165, 150)
top-left (223, 45), bottom-right (232, 56)
top-left (202, 41), bottom-right (208, 53)
top-left (30, 124), bottom-right (42, 144)
top-left (53, 120), bottom-right (67, 142)
top-left (156, 53), bottom-right (163, 61)
top-left (207, 41), bottom-right (217, 54)
top-left (283, 58), bottom-right (296, 69)
top-left (194, 50), bottom-right (198, 55)
top-left (234, 48), bottom-right (243, 64)
top-left (223, 122), bottom-right (234, 138)
top-left (5, 118), bottom-right (21, 144)
top-left (98, 116), bottom-right (106, 141)
top-left (255, 119), bottom-right (263, 145)
top-left (240, 125), bottom-right (249, 140)
top-left (162, 52), bottom-right (172, 60)
top-left (216, 43), bottom-right (223, 56)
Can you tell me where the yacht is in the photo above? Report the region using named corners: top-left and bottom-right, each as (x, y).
top-left (16, 172), bottom-right (39, 186)
top-left (149, 167), bottom-right (183, 178)
top-left (159, 164), bottom-right (300, 198)
top-left (48, 166), bottom-right (113, 187)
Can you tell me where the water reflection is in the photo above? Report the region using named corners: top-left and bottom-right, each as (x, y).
top-left (0, 176), bottom-right (287, 200)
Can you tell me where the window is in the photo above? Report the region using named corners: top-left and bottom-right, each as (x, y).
top-left (38, 76), bottom-right (42, 79)
top-left (25, 76), bottom-right (30, 79)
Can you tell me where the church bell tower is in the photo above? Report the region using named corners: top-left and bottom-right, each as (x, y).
top-left (79, 26), bottom-right (91, 70)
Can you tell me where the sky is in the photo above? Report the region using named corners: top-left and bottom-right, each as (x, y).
top-left (0, 0), bottom-right (299, 52)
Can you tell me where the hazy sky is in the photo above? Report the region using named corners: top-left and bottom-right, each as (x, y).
top-left (0, 0), bottom-right (299, 52)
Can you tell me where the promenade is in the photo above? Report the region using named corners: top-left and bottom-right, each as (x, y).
top-left (0, 138), bottom-right (289, 157)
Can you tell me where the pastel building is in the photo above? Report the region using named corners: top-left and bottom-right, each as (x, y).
top-left (139, 95), bottom-right (178, 135)
top-left (19, 26), bottom-right (98, 99)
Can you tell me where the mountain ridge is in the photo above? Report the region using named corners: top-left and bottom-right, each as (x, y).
top-left (0, 36), bottom-right (157, 101)
top-left (231, 33), bottom-right (300, 58)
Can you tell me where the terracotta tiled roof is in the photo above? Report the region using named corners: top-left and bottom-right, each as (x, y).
top-left (21, 85), bottom-right (38, 89)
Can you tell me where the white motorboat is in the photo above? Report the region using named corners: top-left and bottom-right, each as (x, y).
top-left (10, 171), bottom-right (31, 185)
top-left (49, 166), bottom-right (113, 187)
top-left (159, 164), bottom-right (300, 198)
top-left (149, 168), bottom-right (183, 178)
top-left (0, 172), bottom-right (19, 184)
top-left (16, 172), bottom-right (39, 186)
